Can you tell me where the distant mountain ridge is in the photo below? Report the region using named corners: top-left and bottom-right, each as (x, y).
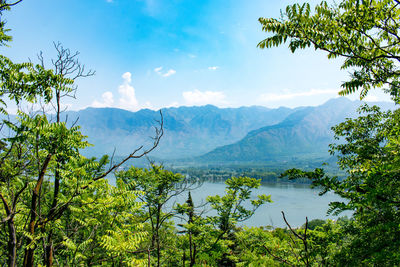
top-left (196, 98), bottom-right (396, 164)
top-left (62, 104), bottom-right (297, 159)
top-left (3, 98), bottom-right (394, 166)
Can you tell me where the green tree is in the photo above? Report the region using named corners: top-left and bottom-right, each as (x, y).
top-left (57, 175), bottom-right (146, 266)
top-left (258, 0), bottom-right (400, 102)
top-left (117, 164), bottom-right (191, 267)
top-left (0, 3), bottom-right (77, 266)
top-left (207, 176), bottom-right (271, 236)
top-left (235, 219), bottom-right (345, 266)
top-left (283, 106), bottom-right (400, 265)
top-left (175, 191), bottom-right (199, 267)
top-left (0, 2), bottom-right (163, 266)
top-left (260, 0), bottom-right (400, 264)
top-left (204, 176), bottom-right (271, 266)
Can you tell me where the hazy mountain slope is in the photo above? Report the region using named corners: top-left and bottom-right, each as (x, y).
top-left (62, 105), bottom-right (296, 158)
top-left (5, 98), bottom-right (393, 164)
top-left (197, 98), bottom-right (390, 163)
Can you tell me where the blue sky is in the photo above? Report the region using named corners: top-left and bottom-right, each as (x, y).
top-left (2, 0), bottom-right (391, 111)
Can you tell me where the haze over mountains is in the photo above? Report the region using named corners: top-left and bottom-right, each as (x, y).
top-left (63, 105), bottom-right (296, 159)
top-left (60, 97), bottom-right (395, 166)
top-left (197, 98), bottom-right (361, 164)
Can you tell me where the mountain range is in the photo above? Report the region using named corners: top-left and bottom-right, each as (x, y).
top-left (197, 98), bottom-right (359, 164)
top-left (62, 104), bottom-right (296, 159)
top-left (57, 97), bottom-right (396, 166)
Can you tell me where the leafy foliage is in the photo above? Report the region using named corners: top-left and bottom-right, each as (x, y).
top-left (0, 3), bottom-right (161, 266)
top-left (117, 165), bottom-right (191, 267)
top-left (282, 105), bottom-right (400, 265)
top-left (258, 0), bottom-right (400, 102)
top-left (260, 0), bottom-right (400, 265)
top-left (207, 176), bottom-right (271, 233)
top-left (4, 0), bottom-right (400, 266)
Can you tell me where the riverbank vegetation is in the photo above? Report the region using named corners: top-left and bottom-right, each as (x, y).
top-left (171, 164), bottom-right (344, 184)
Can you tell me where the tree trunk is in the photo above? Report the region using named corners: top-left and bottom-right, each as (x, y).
top-left (190, 243), bottom-right (197, 267)
top-left (23, 154), bottom-right (52, 267)
top-left (156, 204), bottom-right (162, 267)
top-left (45, 239), bottom-right (54, 267)
top-left (148, 247), bottom-right (151, 267)
top-left (156, 234), bottom-right (161, 267)
top-left (7, 218), bottom-right (17, 267)
top-left (1, 192), bottom-right (17, 267)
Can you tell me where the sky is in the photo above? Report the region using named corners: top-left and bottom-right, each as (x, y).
top-left (1, 0), bottom-right (392, 112)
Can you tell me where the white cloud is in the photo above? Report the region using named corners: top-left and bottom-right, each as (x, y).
top-left (183, 89), bottom-right (227, 106)
top-left (208, 66), bottom-right (219, 71)
top-left (118, 72), bottom-right (139, 111)
top-left (142, 101), bottom-right (153, 109)
top-left (91, 72), bottom-right (145, 112)
top-left (122, 72), bottom-right (132, 83)
top-left (154, 66), bottom-right (176, 77)
top-left (92, 91), bottom-right (114, 108)
top-left (188, 54), bottom-right (197, 58)
top-left (162, 69), bottom-right (176, 77)
top-left (260, 89), bottom-right (339, 102)
top-left (165, 102), bottom-right (179, 108)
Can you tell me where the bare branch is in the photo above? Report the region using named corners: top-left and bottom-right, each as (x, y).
top-left (281, 211), bottom-right (310, 266)
top-left (263, 245), bottom-right (296, 267)
top-left (0, 0), bottom-right (23, 9)
top-left (282, 211), bottom-right (303, 241)
top-left (0, 191), bottom-right (11, 217)
top-left (92, 110), bottom-right (164, 183)
top-left (39, 110), bottom-right (164, 226)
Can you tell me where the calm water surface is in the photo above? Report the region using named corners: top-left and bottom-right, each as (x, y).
top-left (178, 181), bottom-right (350, 228)
top-left (109, 176), bottom-right (350, 228)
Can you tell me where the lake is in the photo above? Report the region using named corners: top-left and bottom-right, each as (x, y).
top-left (173, 181), bottom-right (350, 228)
top-left (109, 176), bottom-right (350, 228)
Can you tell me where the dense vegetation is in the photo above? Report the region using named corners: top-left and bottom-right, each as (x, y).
top-left (172, 166), bottom-right (334, 184)
top-left (0, 0), bottom-right (400, 266)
